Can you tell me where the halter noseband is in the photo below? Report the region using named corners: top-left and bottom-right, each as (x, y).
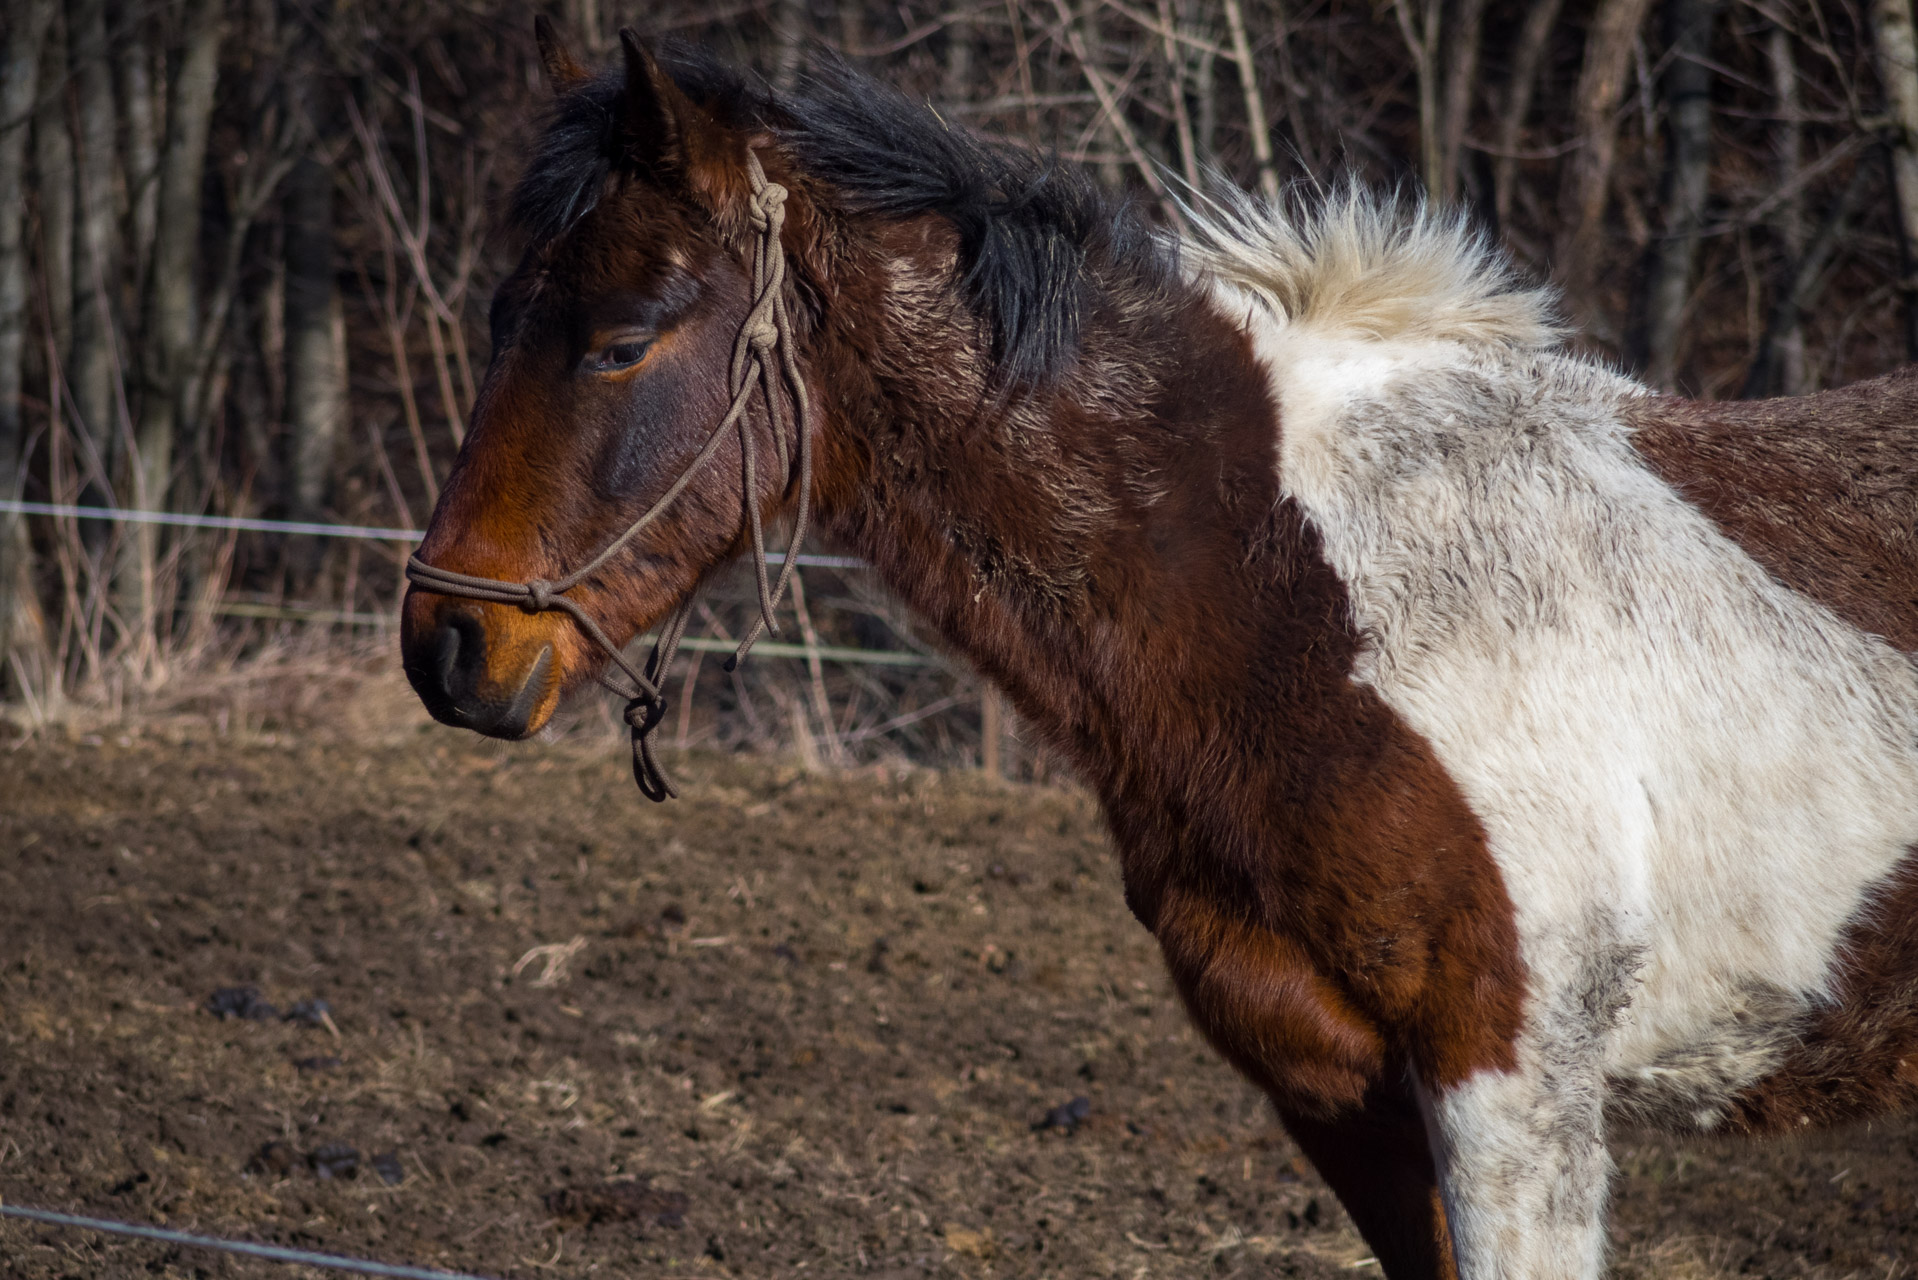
top-left (405, 151), bottom-right (815, 802)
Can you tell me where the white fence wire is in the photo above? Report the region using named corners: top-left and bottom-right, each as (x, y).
top-left (0, 499), bottom-right (934, 667)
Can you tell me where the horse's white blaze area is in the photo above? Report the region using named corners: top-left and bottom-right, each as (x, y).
top-left (1200, 201), bottom-right (1918, 1271)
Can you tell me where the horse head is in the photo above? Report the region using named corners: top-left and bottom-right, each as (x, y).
top-left (401, 22), bottom-right (820, 748)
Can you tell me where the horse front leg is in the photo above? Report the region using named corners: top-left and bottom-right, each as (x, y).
top-left (1421, 964), bottom-right (1620, 1280)
top-left (1149, 885), bottom-right (1460, 1278)
top-left (1277, 1077), bottom-right (1457, 1280)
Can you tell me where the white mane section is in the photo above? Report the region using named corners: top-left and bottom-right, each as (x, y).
top-left (1182, 184), bottom-right (1563, 351)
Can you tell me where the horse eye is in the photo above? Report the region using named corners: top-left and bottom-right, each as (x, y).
top-left (590, 340), bottom-right (650, 372)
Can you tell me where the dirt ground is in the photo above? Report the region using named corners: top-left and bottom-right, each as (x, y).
top-left (4, 677), bottom-right (1918, 1279)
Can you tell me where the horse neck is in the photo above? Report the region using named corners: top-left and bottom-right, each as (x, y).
top-left (806, 224), bottom-right (1368, 807)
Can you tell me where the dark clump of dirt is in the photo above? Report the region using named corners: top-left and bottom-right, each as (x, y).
top-left (204, 985), bottom-right (279, 1021)
top-left (1036, 1095), bottom-right (1092, 1134)
top-left (544, 1176), bottom-right (688, 1228)
top-left (309, 1142), bottom-right (362, 1180)
top-left (1, 722), bottom-right (1915, 1277)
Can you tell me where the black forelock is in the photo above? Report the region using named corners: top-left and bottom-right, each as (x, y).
top-left (508, 41), bottom-right (1167, 387)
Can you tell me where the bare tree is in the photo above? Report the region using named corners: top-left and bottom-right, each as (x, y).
top-left (1744, 161), bottom-right (1870, 398)
top-left (1222, 0), bottom-right (1278, 200)
top-left (1493, 0), bottom-right (1565, 231)
top-left (942, 7), bottom-right (973, 106)
top-left (563, 0), bottom-right (607, 56)
top-left (1393, 0), bottom-right (1443, 199)
top-left (1556, 0), bottom-right (1658, 317)
top-left (1872, 0), bottom-right (1918, 359)
top-left (1631, 0), bottom-right (1720, 390)
top-left (117, 13), bottom-right (160, 290)
top-left (1, 0), bottom-right (58, 685)
top-left (34, 18), bottom-right (74, 361)
top-left (283, 24), bottom-right (348, 579)
top-left (773, 0), bottom-right (805, 92)
top-left (134, 0), bottom-right (224, 523)
top-left (1438, 0), bottom-right (1492, 206)
top-left (1747, 19), bottom-right (1810, 397)
top-left (68, 0), bottom-right (123, 508)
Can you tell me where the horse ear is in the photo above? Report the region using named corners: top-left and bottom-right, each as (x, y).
top-left (534, 16), bottom-right (590, 94)
top-left (618, 28), bottom-right (694, 173)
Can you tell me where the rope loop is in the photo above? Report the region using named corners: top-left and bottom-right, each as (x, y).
top-left (403, 146), bottom-right (815, 803)
top-left (623, 695), bottom-right (668, 737)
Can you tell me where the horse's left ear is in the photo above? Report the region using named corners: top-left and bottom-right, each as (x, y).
top-left (617, 28), bottom-right (753, 218)
top-left (618, 29), bottom-right (696, 173)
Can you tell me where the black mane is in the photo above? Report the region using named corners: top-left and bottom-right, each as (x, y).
top-left (509, 42), bottom-right (1168, 386)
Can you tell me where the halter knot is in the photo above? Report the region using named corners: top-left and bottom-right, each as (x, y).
top-left (623, 695), bottom-right (667, 736)
top-left (747, 181), bottom-right (787, 233)
top-left (522, 580), bottom-right (555, 613)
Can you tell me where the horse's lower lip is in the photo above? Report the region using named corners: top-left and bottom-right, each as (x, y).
top-left (491, 644), bottom-right (555, 738)
top-left (446, 642), bottom-right (553, 740)
top-left (404, 616), bottom-right (556, 740)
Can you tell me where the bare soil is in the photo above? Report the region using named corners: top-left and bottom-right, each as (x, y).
top-left (2, 687), bottom-right (1915, 1279)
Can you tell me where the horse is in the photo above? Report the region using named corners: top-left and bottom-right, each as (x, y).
top-left (398, 23), bottom-right (1918, 1278)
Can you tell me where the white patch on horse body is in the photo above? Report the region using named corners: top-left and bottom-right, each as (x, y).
top-left (1233, 319), bottom-right (1918, 1097)
top-left (1197, 194), bottom-right (1918, 1272)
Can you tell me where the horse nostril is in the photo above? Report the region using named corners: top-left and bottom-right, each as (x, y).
top-left (403, 610), bottom-right (552, 739)
top-left (404, 611), bottom-right (491, 726)
top-left (434, 620), bottom-right (462, 696)
top-left (442, 613), bottom-right (489, 699)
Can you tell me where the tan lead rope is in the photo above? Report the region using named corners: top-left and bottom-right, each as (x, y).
top-left (405, 151), bottom-right (815, 802)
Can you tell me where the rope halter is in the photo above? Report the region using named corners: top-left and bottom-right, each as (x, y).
top-left (405, 151), bottom-right (815, 802)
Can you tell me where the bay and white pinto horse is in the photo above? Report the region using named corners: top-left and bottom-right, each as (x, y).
top-left (400, 31), bottom-right (1918, 1276)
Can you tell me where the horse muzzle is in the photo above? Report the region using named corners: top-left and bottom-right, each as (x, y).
top-left (401, 594), bottom-right (563, 739)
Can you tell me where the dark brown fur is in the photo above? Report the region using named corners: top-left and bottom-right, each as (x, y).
top-left (1626, 372), bottom-right (1918, 653)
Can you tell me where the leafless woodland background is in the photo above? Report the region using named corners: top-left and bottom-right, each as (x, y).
top-left (2, 0), bottom-right (1916, 769)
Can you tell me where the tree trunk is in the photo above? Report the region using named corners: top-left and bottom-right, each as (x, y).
top-left (1083, 2), bottom-right (1125, 190)
top-left (1222, 0), bottom-right (1279, 200)
top-left (117, 19), bottom-right (161, 296)
top-left (68, 0), bottom-right (122, 495)
top-left (1193, 3), bottom-right (1220, 164)
top-left (119, 0), bottom-right (222, 651)
top-left (1743, 161), bottom-right (1869, 399)
top-left (562, 0), bottom-right (605, 56)
top-left (283, 152), bottom-right (348, 575)
top-left (1630, 0), bottom-right (1719, 390)
top-left (0, 0), bottom-right (56, 476)
top-left (1437, 0), bottom-right (1491, 206)
top-left (1554, 0), bottom-right (1656, 315)
top-left (1746, 21), bottom-right (1809, 397)
top-left (0, 0), bottom-right (58, 688)
top-left (942, 10), bottom-right (973, 107)
top-left (1872, 0), bottom-right (1918, 361)
top-left (34, 18), bottom-right (74, 362)
top-left (773, 0), bottom-right (804, 92)
top-left (135, 0), bottom-right (223, 519)
top-left (1493, 0), bottom-right (1566, 231)
top-left (1392, 0), bottom-right (1442, 201)
top-left (1158, 0), bottom-right (1201, 189)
